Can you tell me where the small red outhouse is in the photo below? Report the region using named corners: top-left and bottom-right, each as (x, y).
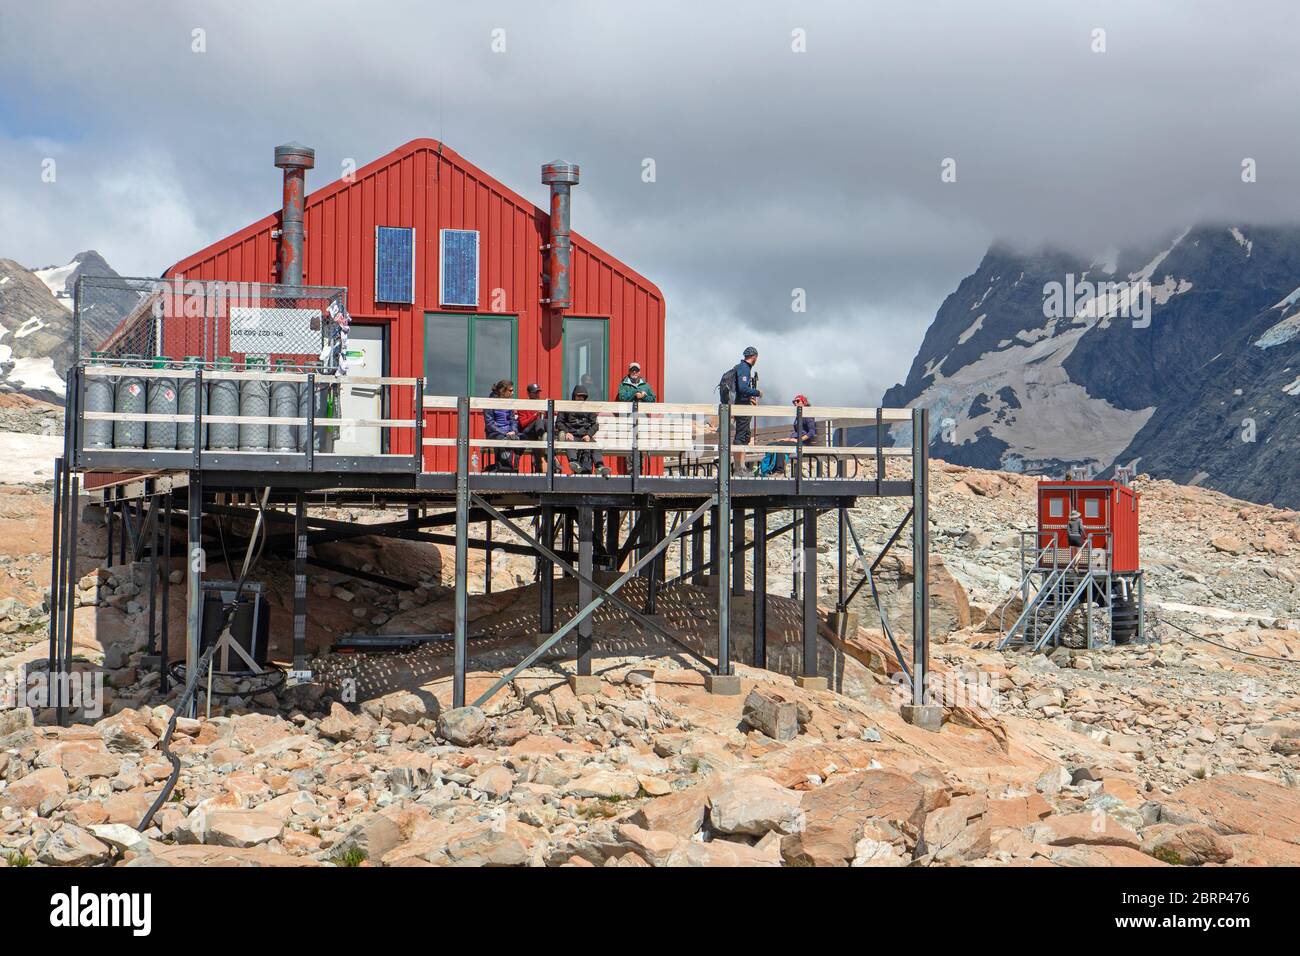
top-left (1036, 479), bottom-right (1140, 573)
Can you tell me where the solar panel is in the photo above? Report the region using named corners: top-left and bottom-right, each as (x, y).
top-left (440, 229), bottom-right (479, 307)
top-left (375, 226), bottom-right (415, 303)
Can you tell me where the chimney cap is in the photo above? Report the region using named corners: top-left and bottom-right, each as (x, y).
top-left (541, 160), bottom-right (579, 186)
top-left (275, 142), bottom-right (316, 169)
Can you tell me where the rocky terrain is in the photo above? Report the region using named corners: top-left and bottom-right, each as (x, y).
top-left (882, 224), bottom-right (1300, 509)
top-left (0, 431), bottom-right (1298, 867)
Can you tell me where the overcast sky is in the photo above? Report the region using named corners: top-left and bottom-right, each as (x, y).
top-left (3, 1), bottom-right (1299, 404)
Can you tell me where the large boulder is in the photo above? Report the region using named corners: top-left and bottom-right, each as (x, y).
top-left (205, 811), bottom-right (284, 849)
top-left (629, 787), bottom-right (709, 838)
top-left (317, 703), bottom-right (377, 742)
top-left (360, 689), bottom-right (438, 725)
top-left (875, 556), bottom-right (971, 641)
top-left (708, 775), bottom-right (803, 837)
top-left (1160, 774), bottom-right (1300, 848)
top-left (741, 689), bottom-right (799, 742)
top-left (918, 796), bottom-right (991, 863)
top-left (438, 706), bottom-right (487, 746)
top-left (781, 770), bottom-right (929, 866)
top-left (38, 824), bottom-right (111, 866)
top-left (2, 766), bottom-right (68, 815)
top-left (1034, 812), bottom-right (1141, 850)
top-left (1142, 824), bottom-right (1234, 866)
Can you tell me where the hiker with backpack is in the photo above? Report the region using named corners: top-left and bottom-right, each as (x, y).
top-left (718, 346), bottom-right (761, 475)
top-left (556, 384), bottom-right (612, 477)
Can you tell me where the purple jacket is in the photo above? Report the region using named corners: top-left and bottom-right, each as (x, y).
top-left (483, 407), bottom-right (518, 438)
top-left (792, 417), bottom-right (817, 442)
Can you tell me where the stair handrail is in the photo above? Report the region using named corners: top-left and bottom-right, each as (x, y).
top-left (997, 531), bottom-right (1067, 647)
top-left (998, 536), bottom-right (1091, 650)
top-left (1030, 538), bottom-right (1103, 651)
top-left (995, 531), bottom-right (1055, 637)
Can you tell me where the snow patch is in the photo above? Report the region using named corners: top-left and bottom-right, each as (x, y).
top-left (14, 315), bottom-right (46, 338)
top-left (33, 261), bottom-right (76, 299)
top-left (1283, 376), bottom-right (1300, 397)
top-left (1128, 227), bottom-right (1189, 286)
top-left (5, 357), bottom-right (65, 395)
top-left (0, 431), bottom-right (62, 484)
top-left (957, 314), bottom-right (985, 345)
top-left (1229, 227), bottom-right (1253, 256)
top-left (1271, 286), bottom-right (1300, 311)
top-left (1256, 312), bottom-right (1300, 349)
top-left (1091, 249), bottom-right (1118, 274)
top-left (1149, 275), bottom-right (1193, 307)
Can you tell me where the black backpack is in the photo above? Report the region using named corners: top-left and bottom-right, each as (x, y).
top-left (718, 365), bottom-right (739, 404)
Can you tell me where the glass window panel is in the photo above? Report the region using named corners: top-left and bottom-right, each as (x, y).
top-left (424, 314), bottom-right (468, 396)
top-left (1048, 497), bottom-right (1064, 518)
top-left (472, 318), bottom-right (515, 397)
top-left (1084, 498), bottom-right (1100, 518)
top-left (563, 317), bottom-right (608, 400)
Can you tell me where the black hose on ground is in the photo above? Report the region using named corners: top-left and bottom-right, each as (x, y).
top-left (1155, 613), bottom-right (1299, 664)
top-left (137, 488), bottom-right (272, 832)
top-left (137, 641), bottom-right (217, 832)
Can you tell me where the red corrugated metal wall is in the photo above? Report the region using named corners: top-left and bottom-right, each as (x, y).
top-left (164, 139), bottom-right (665, 471)
top-left (1036, 480), bottom-right (1140, 573)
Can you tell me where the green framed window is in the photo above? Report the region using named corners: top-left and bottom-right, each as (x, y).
top-left (562, 316), bottom-right (609, 400)
top-left (424, 312), bottom-right (517, 396)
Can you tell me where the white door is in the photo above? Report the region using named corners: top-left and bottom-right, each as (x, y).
top-left (334, 324), bottom-right (385, 456)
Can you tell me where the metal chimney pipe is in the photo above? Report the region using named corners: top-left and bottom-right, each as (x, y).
top-left (541, 160), bottom-right (579, 310)
top-left (274, 142), bottom-right (315, 287)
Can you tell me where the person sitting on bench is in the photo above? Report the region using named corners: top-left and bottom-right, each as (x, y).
top-left (483, 379), bottom-right (520, 472)
top-left (555, 384), bottom-right (611, 477)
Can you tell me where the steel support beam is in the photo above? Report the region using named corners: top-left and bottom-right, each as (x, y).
top-left (837, 506), bottom-right (848, 609)
top-left (691, 511), bottom-right (705, 585)
top-left (453, 397), bottom-right (470, 708)
top-left (717, 404), bottom-right (732, 675)
top-left (293, 495), bottom-right (308, 673)
top-left (605, 507), bottom-right (620, 567)
top-left (753, 506), bottom-right (767, 669)
top-left (47, 457), bottom-right (63, 698)
top-left (185, 471), bottom-right (203, 718)
top-left (577, 506), bottom-right (593, 677)
top-left (160, 493), bottom-right (172, 693)
top-left (802, 506), bottom-right (818, 678)
top-left (731, 506), bottom-right (745, 596)
top-left (911, 407), bottom-right (930, 706)
top-left (539, 505), bottom-right (555, 634)
top-left (792, 510), bottom-right (803, 599)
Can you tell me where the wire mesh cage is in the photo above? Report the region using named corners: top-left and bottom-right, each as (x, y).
top-left (73, 275), bottom-right (348, 371)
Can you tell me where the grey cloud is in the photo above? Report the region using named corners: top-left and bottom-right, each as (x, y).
top-left (2, 0), bottom-right (1296, 403)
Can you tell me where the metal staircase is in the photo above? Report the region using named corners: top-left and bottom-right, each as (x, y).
top-left (997, 535), bottom-right (1104, 652)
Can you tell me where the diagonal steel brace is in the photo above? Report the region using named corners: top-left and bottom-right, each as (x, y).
top-left (842, 509), bottom-right (913, 683)
top-left (472, 493), bottom-right (714, 672)
top-left (471, 496), bottom-right (717, 707)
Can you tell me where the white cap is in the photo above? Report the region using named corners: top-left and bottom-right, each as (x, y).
top-left (629, 361), bottom-right (641, 371)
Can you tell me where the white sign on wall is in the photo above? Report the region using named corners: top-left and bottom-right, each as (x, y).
top-left (229, 307), bottom-right (320, 353)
